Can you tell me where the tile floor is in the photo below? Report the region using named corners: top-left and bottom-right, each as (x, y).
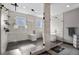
top-left (4, 38), bottom-right (43, 55)
top-left (48, 43), bottom-right (79, 55)
top-left (4, 39), bottom-right (79, 55)
top-left (58, 43), bottom-right (79, 55)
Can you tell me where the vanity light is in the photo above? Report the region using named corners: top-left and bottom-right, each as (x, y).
top-left (66, 5), bottom-right (70, 8)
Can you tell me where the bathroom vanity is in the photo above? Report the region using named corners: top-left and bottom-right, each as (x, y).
top-left (73, 35), bottom-right (79, 48)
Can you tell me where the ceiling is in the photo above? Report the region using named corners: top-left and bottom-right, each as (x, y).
top-left (51, 3), bottom-right (79, 16)
top-left (2, 3), bottom-right (79, 17)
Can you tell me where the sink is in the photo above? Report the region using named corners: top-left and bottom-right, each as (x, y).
top-left (29, 34), bottom-right (37, 41)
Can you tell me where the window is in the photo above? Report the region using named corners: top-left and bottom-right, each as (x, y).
top-left (36, 19), bottom-right (43, 28)
top-left (16, 16), bottom-right (27, 26)
top-left (68, 27), bottom-right (75, 37)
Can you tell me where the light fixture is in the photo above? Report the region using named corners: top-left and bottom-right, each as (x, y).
top-left (66, 5), bottom-right (70, 8)
top-left (23, 6), bottom-right (26, 9)
top-left (31, 9), bottom-right (35, 11)
top-left (35, 11), bottom-right (38, 13)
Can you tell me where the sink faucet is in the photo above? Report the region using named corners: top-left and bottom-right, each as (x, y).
top-left (33, 30), bottom-right (35, 34)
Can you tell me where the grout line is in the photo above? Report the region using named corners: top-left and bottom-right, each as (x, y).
top-left (47, 50), bottom-right (58, 55)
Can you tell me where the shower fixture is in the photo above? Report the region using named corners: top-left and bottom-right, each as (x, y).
top-left (11, 3), bottom-right (19, 11)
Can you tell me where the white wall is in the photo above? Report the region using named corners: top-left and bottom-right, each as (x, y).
top-left (64, 8), bottom-right (79, 44)
top-left (7, 11), bottom-right (43, 42)
top-left (50, 14), bottom-right (63, 41)
top-left (0, 4), bottom-right (1, 54)
top-left (1, 7), bottom-right (8, 54)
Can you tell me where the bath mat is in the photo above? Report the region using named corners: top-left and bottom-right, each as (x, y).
top-left (51, 46), bottom-right (65, 53)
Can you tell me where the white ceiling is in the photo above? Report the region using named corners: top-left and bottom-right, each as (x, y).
top-left (51, 3), bottom-right (79, 16)
top-left (2, 3), bottom-right (79, 17)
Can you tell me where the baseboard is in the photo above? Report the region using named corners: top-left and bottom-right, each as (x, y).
top-left (63, 41), bottom-right (73, 45)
